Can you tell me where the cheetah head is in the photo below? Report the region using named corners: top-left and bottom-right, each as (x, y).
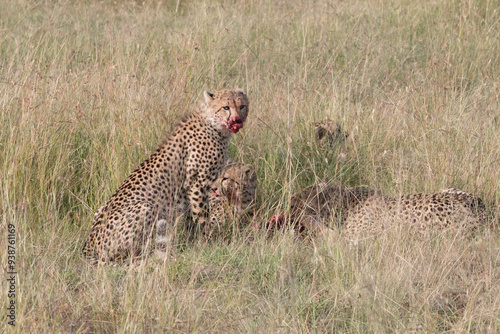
top-left (314, 119), bottom-right (348, 146)
top-left (203, 89), bottom-right (249, 134)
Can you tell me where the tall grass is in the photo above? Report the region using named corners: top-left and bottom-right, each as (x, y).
top-left (1, 0), bottom-right (499, 332)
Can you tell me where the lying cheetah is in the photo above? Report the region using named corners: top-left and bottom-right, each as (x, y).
top-left (264, 184), bottom-right (488, 240)
top-left (314, 119), bottom-right (348, 149)
top-left (206, 159), bottom-right (257, 237)
top-left (82, 89), bottom-right (249, 263)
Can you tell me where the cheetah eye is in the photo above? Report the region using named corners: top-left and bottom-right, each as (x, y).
top-left (222, 106), bottom-right (230, 111)
top-left (239, 105), bottom-right (246, 110)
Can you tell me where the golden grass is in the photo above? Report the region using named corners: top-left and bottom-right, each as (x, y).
top-left (1, 0), bottom-right (499, 332)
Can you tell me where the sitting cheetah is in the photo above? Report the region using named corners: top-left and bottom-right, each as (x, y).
top-left (82, 89), bottom-right (249, 263)
top-left (205, 159), bottom-right (257, 237)
top-left (263, 184), bottom-right (488, 240)
top-left (314, 119), bottom-right (348, 149)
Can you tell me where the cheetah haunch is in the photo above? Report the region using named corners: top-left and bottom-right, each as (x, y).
top-left (82, 89), bottom-right (249, 263)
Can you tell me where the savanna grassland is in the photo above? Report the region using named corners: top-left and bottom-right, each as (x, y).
top-left (1, 0), bottom-right (500, 332)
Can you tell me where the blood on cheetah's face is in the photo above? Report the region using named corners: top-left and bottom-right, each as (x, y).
top-left (203, 89), bottom-right (249, 134)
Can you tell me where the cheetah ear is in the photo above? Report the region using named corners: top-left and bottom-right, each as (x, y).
top-left (204, 91), bottom-right (214, 104)
top-left (243, 164), bottom-right (255, 175)
top-left (226, 158), bottom-right (236, 166)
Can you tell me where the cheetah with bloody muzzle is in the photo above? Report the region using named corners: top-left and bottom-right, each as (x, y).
top-left (263, 184), bottom-right (488, 241)
top-left (82, 89), bottom-right (249, 263)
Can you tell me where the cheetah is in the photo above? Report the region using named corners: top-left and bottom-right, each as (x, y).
top-left (314, 119), bottom-right (348, 149)
top-left (155, 159), bottom-right (257, 242)
top-left (205, 159), bottom-right (257, 237)
top-left (263, 184), bottom-right (488, 240)
top-left (82, 89), bottom-right (249, 263)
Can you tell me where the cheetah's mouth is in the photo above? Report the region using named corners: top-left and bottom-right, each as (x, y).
top-left (227, 120), bottom-right (244, 133)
